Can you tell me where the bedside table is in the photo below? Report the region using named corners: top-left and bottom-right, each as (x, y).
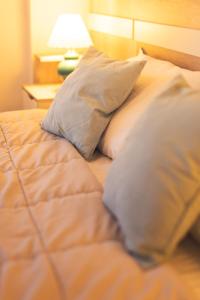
top-left (23, 83), bottom-right (61, 109)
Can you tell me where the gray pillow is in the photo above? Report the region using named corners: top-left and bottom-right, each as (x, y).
top-left (41, 47), bottom-right (146, 159)
top-left (103, 75), bottom-right (200, 268)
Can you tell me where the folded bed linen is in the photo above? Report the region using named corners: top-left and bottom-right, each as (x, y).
top-left (0, 109), bottom-right (194, 300)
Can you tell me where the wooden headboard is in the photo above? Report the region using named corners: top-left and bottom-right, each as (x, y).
top-left (89, 0), bottom-right (200, 71)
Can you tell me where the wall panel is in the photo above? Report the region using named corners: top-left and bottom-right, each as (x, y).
top-left (89, 0), bottom-right (200, 69)
top-left (90, 0), bottom-right (200, 29)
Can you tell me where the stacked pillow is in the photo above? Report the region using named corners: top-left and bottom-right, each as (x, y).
top-left (42, 46), bottom-right (200, 263)
top-left (99, 51), bottom-right (200, 159)
top-left (104, 75), bottom-right (200, 267)
top-left (42, 47), bottom-right (146, 159)
top-left (98, 51), bottom-right (200, 248)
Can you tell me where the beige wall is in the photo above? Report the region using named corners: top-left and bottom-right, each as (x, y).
top-left (0, 0), bottom-right (32, 112)
top-left (31, 0), bottom-right (90, 55)
top-left (0, 0), bottom-right (90, 112)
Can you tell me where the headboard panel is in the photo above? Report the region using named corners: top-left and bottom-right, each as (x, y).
top-left (90, 0), bottom-right (200, 30)
top-left (90, 31), bottom-right (136, 60)
top-left (89, 0), bottom-right (200, 71)
top-left (137, 43), bottom-right (200, 71)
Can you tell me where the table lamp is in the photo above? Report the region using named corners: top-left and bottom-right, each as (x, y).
top-left (48, 14), bottom-right (93, 78)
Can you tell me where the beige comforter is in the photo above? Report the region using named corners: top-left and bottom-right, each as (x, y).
top-left (0, 109), bottom-right (191, 300)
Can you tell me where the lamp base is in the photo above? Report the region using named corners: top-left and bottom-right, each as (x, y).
top-left (58, 50), bottom-right (79, 79)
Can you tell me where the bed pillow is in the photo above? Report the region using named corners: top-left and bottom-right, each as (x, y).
top-left (136, 51), bottom-right (200, 90)
top-left (191, 218), bottom-right (200, 244)
top-left (41, 47), bottom-right (146, 159)
top-left (99, 52), bottom-right (200, 159)
top-left (103, 75), bottom-right (200, 268)
top-left (177, 64), bottom-right (200, 245)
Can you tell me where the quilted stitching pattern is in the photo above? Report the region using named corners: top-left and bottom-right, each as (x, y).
top-left (0, 110), bottom-right (190, 300)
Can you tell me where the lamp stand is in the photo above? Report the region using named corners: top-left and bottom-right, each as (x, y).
top-left (58, 49), bottom-right (79, 79)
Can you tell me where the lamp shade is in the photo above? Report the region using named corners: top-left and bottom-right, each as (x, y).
top-left (48, 14), bottom-right (93, 49)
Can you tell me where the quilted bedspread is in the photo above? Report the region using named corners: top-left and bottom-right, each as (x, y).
top-left (0, 109), bottom-right (191, 300)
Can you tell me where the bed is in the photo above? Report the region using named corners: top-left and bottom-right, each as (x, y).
top-left (1, 3), bottom-right (200, 297)
top-left (88, 153), bottom-right (200, 298)
top-left (0, 106), bottom-right (199, 300)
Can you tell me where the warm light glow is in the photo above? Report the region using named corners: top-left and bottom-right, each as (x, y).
top-left (48, 14), bottom-right (93, 49)
top-left (89, 13), bottom-right (133, 39)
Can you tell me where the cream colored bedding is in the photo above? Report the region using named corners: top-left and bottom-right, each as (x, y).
top-left (0, 109), bottom-right (197, 300)
top-left (88, 152), bottom-right (200, 300)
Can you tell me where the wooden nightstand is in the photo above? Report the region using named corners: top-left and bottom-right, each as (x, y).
top-left (23, 83), bottom-right (61, 109)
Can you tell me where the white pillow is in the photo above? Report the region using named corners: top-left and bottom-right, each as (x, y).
top-left (104, 75), bottom-right (200, 267)
top-left (99, 52), bottom-right (200, 159)
top-left (136, 50), bottom-right (200, 90)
